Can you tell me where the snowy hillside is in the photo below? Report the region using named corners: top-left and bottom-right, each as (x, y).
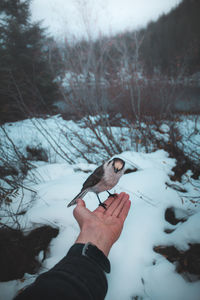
top-left (0, 115), bottom-right (200, 300)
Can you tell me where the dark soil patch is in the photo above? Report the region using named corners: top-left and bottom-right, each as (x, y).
top-left (26, 146), bottom-right (48, 162)
top-left (154, 244), bottom-right (200, 280)
top-left (0, 225), bottom-right (59, 281)
top-left (156, 139), bottom-right (200, 182)
top-left (165, 207), bottom-right (188, 225)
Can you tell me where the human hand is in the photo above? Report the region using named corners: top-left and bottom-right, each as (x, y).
top-left (73, 192), bottom-right (131, 256)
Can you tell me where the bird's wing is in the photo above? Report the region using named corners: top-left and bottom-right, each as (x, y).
top-left (82, 165), bottom-right (104, 190)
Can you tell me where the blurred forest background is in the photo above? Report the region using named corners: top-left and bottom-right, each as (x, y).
top-left (0, 0), bottom-right (200, 124)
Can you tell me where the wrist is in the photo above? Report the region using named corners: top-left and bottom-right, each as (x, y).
top-left (75, 226), bottom-right (112, 256)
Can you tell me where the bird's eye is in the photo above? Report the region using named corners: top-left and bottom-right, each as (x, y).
top-left (114, 167), bottom-right (119, 173)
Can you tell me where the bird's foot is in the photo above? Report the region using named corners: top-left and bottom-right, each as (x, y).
top-left (107, 191), bottom-right (117, 198)
top-left (96, 194), bottom-right (107, 209)
top-left (99, 202), bottom-right (107, 210)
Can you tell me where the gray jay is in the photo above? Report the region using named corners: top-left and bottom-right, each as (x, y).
top-left (67, 157), bottom-right (125, 209)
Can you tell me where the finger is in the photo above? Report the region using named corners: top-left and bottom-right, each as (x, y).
top-left (76, 199), bottom-right (86, 207)
top-left (106, 192), bottom-right (126, 215)
top-left (104, 193), bottom-right (119, 208)
top-left (112, 193), bottom-right (130, 217)
top-left (119, 199), bottom-right (131, 222)
top-left (93, 194), bottom-right (119, 213)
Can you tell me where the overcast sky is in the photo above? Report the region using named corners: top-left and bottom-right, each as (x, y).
top-left (31, 0), bottom-right (182, 41)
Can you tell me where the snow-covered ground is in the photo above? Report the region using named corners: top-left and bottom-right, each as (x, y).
top-left (0, 116), bottom-right (199, 300)
top-left (1, 114), bottom-right (199, 164)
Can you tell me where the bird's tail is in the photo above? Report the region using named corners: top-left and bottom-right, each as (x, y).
top-left (67, 189), bottom-right (89, 207)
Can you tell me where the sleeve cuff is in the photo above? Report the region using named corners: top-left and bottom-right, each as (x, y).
top-left (67, 243), bottom-right (111, 273)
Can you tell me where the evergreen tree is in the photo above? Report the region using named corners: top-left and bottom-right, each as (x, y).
top-left (0, 0), bottom-right (58, 123)
top-left (139, 0), bottom-right (200, 75)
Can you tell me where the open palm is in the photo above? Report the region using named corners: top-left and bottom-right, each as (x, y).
top-left (73, 192), bottom-right (131, 256)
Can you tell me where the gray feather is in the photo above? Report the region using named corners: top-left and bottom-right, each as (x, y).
top-left (67, 189), bottom-right (89, 207)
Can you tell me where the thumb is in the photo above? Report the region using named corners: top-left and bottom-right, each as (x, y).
top-left (76, 198), bottom-right (86, 207)
top-left (73, 199), bottom-right (86, 220)
top-left (73, 199), bottom-right (89, 227)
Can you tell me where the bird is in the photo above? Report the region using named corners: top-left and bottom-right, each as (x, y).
top-left (67, 157), bottom-right (125, 209)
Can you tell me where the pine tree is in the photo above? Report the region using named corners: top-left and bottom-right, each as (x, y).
top-left (0, 0), bottom-right (58, 123)
top-left (139, 0), bottom-right (200, 76)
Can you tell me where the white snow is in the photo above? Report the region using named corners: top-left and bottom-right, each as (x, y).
top-left (159, 123), bottom-right (170, 133)
top-left (0, 116), bottom-right (200, 300)
top-left (61, 71), bottom-right (108, 90)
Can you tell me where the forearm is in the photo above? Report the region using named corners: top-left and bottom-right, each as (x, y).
top-left (14, 243), bottom-right (109, 300)
top-left (75, 225), bottom-right (113, 256)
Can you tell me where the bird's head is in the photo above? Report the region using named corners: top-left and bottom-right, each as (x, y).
top-left (109, 157), bottom-right (125, 173)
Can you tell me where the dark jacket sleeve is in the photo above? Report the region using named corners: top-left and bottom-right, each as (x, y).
top-left (14, 243), bottom-right (110, 300)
